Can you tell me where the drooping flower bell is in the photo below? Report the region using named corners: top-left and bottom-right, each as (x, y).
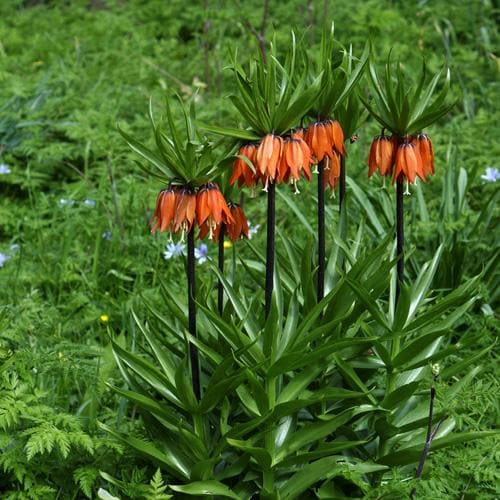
top-left (199, 202), bottom-right (248, 241)
top-left (196, 182), bottom-right (234, 239)
top-left (277, 133), bottom-right (313, 192)
top-left (230, 144), bottom-right (258, 188)
top-left (150, 186), bottom-right (179, 233)
top-left (226, 203), bottom-right (249, 241)
top-left (323, 152), bottom-right (341, 190)
top-left (305, 119), bottom-right (346, 164)
top-left (255, 134), bottom-right (283, 188)
top-left (368, 132), bottom-right (395, 178)
top-left (412, 133), bottom-right (434, 178)
top-left (173, 187), bottom-right (197, 233)
top-left (394, 139), bottom-right (423, 185)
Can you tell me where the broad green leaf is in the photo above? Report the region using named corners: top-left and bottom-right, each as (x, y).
top-left (226, 439), bottom-right (272, 469)
top-left (98, 423), bottom-right (190, 479)
top-left (197, 122), bottom-right (260, 141)
top-left (407, 245), bottom-right (443, 323)
top-left (378, 431), bottom-right (499, 466)
top-left (382, 381), bottom-right (421, 409)
top-left (169, 481), bottom-right (240, 499)
top-left (131, 310), bottom-right (177, 385)
top-left (277, 440), bottom-right (368, 468)
top-left (274, 405), bottom-right (374, 463)
top-left (280, 457), bottom-right (387, 498)
top-left (347, 177), bottom-right (385, 236)
top-left (110, 341), bottom-right (184, 410)
top-left (117, 124), bottom-right (173, 178)
top-left (334, 355), bottom-right (378, 405)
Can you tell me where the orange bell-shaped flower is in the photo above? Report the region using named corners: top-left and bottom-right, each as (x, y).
top-left (305, 121), bottom-right (332, 163)
top-left (326, 119), bottom-right (346, 156)
top-left (230, 144), bottom-right (258, 187)
top-left (277, 135), bottom-right (313, 189)
top-left (324, 152), bottom-right (341, 190)
top-left (255, 134), bottom-right (283, 183)
top-left (226, 203), bottom-right (249, 241)
top-left (151, 186), bottom-right (179, 233)
top-left (368, 133), bottom-right (395, 177)
top-left (413, 133), bottom-right (434, 178)
top-left (394, 140), bottom-right (422, 184)
top-left (196, 183), bottom-right (234, 239)
top-left (199, 202), bottom-right (248, 242)
top-left (172, 187), bottom-right (197, 233)
top-left (305, 120), bottom-right (346, 163)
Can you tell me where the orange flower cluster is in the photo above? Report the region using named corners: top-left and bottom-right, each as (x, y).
top-left (305, 119), bottom-right (346, 190)
top-left (230, 121), bottom-right (346, 192)
top-left (151, 183), bottom-right (248, 240)
top-left (230, 132), bottom-right (313, 192)
top-left (368, 132), bottom-right (435, 184)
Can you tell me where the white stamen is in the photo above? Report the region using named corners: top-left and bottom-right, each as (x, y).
top-left (404, 179), bottom-right (410, 195)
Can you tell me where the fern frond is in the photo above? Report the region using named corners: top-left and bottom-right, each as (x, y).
top-left (74, 467), bottom-right (99, 499)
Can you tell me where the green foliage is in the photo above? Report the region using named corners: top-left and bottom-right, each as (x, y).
top-left (206, 31), bottom-right (323, 138)
top-left (364, 57), bottom-right (455, 136)
top-left (107, 223), bottom-right (495, 496)
top-left (119, 96), bottom-right (223, 185)
top-left (309, 24), bottom-right (369, 121)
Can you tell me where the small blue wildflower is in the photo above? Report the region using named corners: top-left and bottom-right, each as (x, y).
top-left (59, 198), bottom-right (75, 207)
top-left (9, 244), bottom-right (20, 253)
top-left (0, 164), bottom-right (11, 175)
top-left (481, 167), bottom-right (500, 183)
top-left (0, 253), bottom-right (10, 267)
top-left (248, 221), bottom-right (260, 239)
top-left (102, 230), bottom-right (112, 241)
top-left (163, 242), bottom-right (185, 260)
top-left (195, 243), bottom-right (208, 264)
top-left (83, 199), bottom-right (96, 207)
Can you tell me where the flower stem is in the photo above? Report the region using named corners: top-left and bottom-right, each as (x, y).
top-left (396, 178), bottom-right (405, 305)
top-left (187, 228), bottom-right (201, 401)
top-left (265, 181), bottom-right (275, 318)
top-left (218, 223), bottom-right (225, 315)
top-left (317, 160), bottom-right (325, 302)
top-left (410, 386), bottom-right (444, 499)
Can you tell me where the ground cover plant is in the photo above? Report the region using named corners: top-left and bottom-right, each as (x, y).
top-left (0, 0), bottom-right (498, 498)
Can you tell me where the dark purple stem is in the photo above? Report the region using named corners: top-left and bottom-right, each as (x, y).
top-left (317, 160), bottom-right (325, 302)
top-left (265, 182), bottom-right (275, 318)
top-left (187, 228), bottom-right (201, 400)
top-left (218, 223), bottom-right (225, 315)
top-left (396, 178), bottom-right (405, 304)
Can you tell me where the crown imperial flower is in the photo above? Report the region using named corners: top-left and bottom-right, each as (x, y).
top-left (255, 134), bottom-right (283, 184)
top-left (394, 140), bottom-right (423, 184)
top-left (230, 144), bottom-right (258, 187)
top-left (196, 183), bottom-right (234, 239)
top-left (305, 119), bottom-right (346, 164)
top-left (368, 133), bottom-right (395, 177)
top-left (413, 133), bottom-right (435, 178)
